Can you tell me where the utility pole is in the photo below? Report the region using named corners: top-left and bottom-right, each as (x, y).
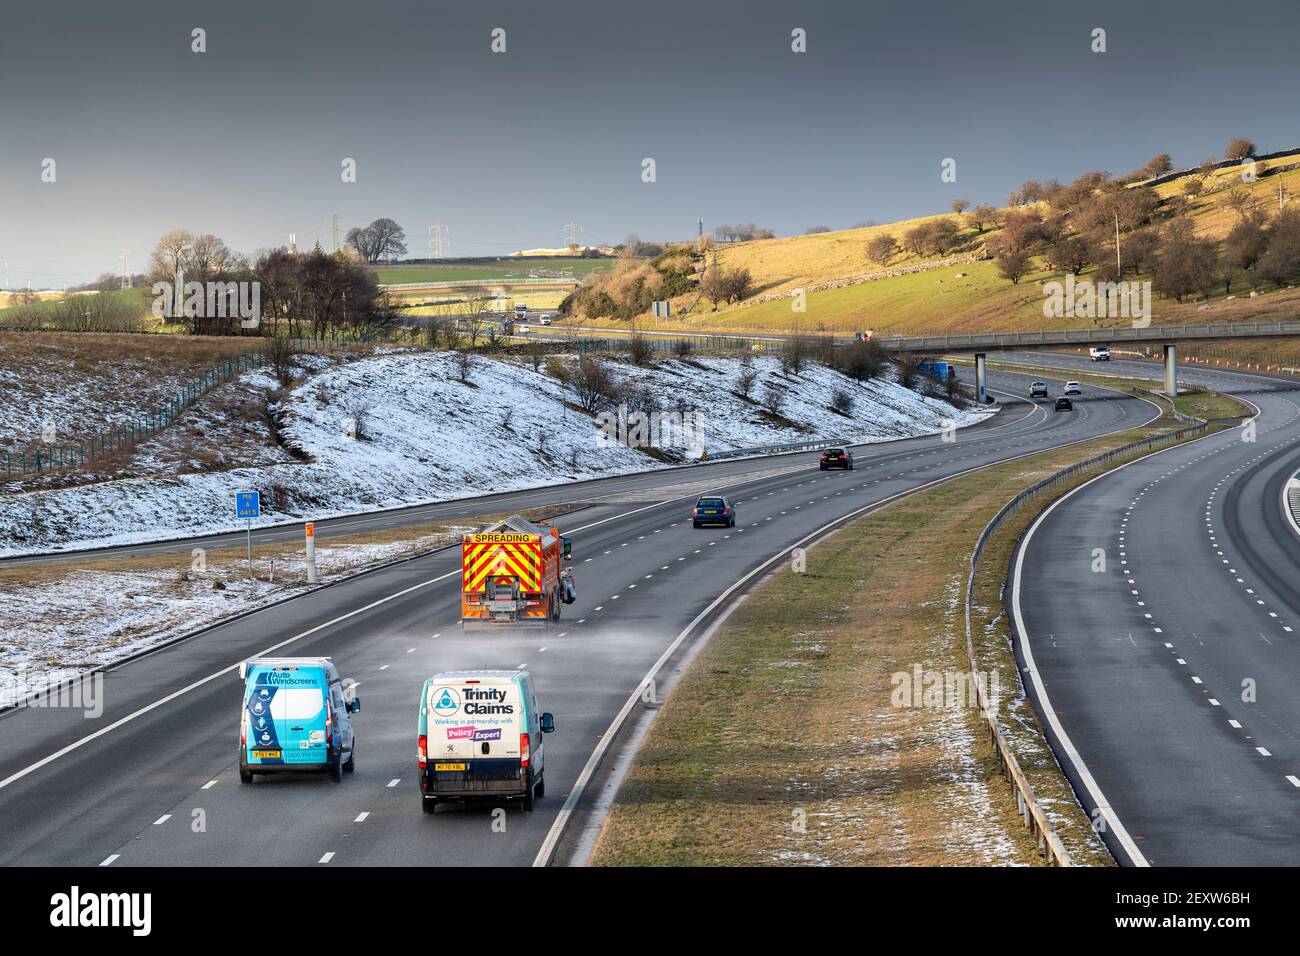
top-left (289, 232), bottom-right (297, 254)
top-left (1114, 212), bottom-right (1121, 277)
top-left (119, 249), bottom-right (129, 290)
top-left (698, 217), bottom-right (704, 241)
top-left (1280, 180), bottom-right (1288, 213)
top-left (564, 222), bottom-right (580, 249)
top-left (331, 214), bottom-right (341, 253)
top-left (428, 224), bottom-right (446, 259)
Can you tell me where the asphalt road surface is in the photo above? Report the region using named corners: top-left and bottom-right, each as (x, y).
top-left (0, 366), bottom-right (1159, 866)
top-left (1011, 352), bottom-right (1300, 866)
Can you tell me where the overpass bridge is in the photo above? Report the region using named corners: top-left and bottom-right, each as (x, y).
top-left (877, 320), bottom-right (1300, 401)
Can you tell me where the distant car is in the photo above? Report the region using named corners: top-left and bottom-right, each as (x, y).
top-left (517, 324), bottom-right (530, 334)
top-left (1055, 397), bottom-right (1073, 411)
top-left (693, 495), bottom-right (736, 528)
top-left (1030, 381), bottom-right (1049, 398)
top-left (1063, 381), bottom-right (1082, 395)
top-left (1090, 346), bottom-right (1111, 362)
top-left (480, 305), bottom-right (493, 314)
top-left (820, 447), bottom-right (854, 470)
top-left (539, 315), bottom-right (552, 326)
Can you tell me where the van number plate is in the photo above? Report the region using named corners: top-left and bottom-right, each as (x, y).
top-left (434, 762), bottom-right (466, 771)
top-left (251, 750), bottom-right (281, 759)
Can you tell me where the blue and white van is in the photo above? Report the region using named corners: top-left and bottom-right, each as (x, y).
top-left (239, 657), bottom-right (359, 784)
top-left (417, 670), bottom-right (554, 813)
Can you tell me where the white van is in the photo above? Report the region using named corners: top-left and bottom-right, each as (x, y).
top-left (1089, 346), bottom-right (1111, 361)
top-left (417, 670), bottom-right (554, 813)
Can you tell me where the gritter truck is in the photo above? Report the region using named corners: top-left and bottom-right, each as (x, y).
top-left (460, 515), bottom-right (575, 630)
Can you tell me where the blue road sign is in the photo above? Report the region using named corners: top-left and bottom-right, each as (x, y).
top-left (236, 491), bottom-right (260, 519)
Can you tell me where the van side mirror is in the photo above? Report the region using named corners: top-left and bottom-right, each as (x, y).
top-left (540, 712), bottom-right (555, 734)
top-left (347, 698), bottom-right (360, 714)
top-left (562, 537), bottom-right (572, 560)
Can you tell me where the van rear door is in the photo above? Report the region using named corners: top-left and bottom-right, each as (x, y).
top-left (268, 668), bottom-right (329, 764)
top-left (426, 678), bottom-right (524, 791)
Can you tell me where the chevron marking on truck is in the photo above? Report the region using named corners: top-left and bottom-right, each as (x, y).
top-left (463, 540), bottom-right (542, 593)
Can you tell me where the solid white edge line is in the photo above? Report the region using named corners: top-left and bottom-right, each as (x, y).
top-left (532, 382), bottom-right (1161, 868)
top-left (1009, 401), bottom-right (1261, 868)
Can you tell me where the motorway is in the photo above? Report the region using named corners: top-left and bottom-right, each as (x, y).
top-left (1010, 352), bottom-right (1300, 866)
top-left (0, 366), bottom-right (1160, 867)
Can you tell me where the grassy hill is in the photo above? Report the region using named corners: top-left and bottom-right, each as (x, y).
top-left (570, 150), bottom-right (1300, 343)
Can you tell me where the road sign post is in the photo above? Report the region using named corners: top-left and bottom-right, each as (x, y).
top-left (305, 522), bottom-right (317, 585)
top-left (236, 491), bottom-right (260, 580)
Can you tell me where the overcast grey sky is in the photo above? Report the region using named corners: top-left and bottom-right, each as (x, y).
top-left (1, 0), bottom-right (1297, 286)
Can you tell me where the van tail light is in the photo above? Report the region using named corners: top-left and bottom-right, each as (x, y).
top-left (418, 735), bottom-right (428, 770)
top-left (240, 710), bottom-right (247, 746)
top-left (519, 733), bottom-right (531, 767)
top-left (326, 711), bottom-right (333, 746)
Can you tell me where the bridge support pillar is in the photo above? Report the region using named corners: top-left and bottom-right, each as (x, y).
top-left (975, 352), bottom-right (988, 403)
top-left (1163, 343), bottom-right (1177, 396)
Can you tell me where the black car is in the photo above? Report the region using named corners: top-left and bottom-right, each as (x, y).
top-left (693, 495), bottom-right (736, 528)
top-left (1055, 397), bottom-right (1073, 411)
top-left (820, 447), bottom-right (854, 470)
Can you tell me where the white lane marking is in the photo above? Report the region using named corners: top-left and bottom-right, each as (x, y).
top-left (354, 811), bottom-right (369, 822)
top-left (1258, 747), bottom-right (1272, 757)
top-left (378, 664), bottom-right (390, 671)
top-left (319, 852), bottom-right (335, 864)
top-left (1288, 776), bottom-right (1300, 787)
top-left (99, 854), bottom-right (119, 866)
top-left (202, 780), bottom-right (217, 790)
top-left (1229, 720), bottom-right (1242, 729)
top-left (387, 778), bottom-right (400, 788)
top-left (153, 814), bottom-right (171, 825)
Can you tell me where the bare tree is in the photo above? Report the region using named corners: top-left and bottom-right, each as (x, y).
top-left (995, 248), bottom-right (1031, 284)
top-left (950, 198), bottom-right (970, 216)
top-left (1225, 138), bottom-right (1257, 162)
top-left (970, 204), bottom-right (998, 233)
top-left (866, 233), bottom-right (897, 263)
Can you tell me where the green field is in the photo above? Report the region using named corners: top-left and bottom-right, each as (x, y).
top-left (375, 257), bottom-right (612, 285)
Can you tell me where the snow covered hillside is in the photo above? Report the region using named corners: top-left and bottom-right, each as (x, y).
top-left (0, 351), bottom-right (991, 556)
